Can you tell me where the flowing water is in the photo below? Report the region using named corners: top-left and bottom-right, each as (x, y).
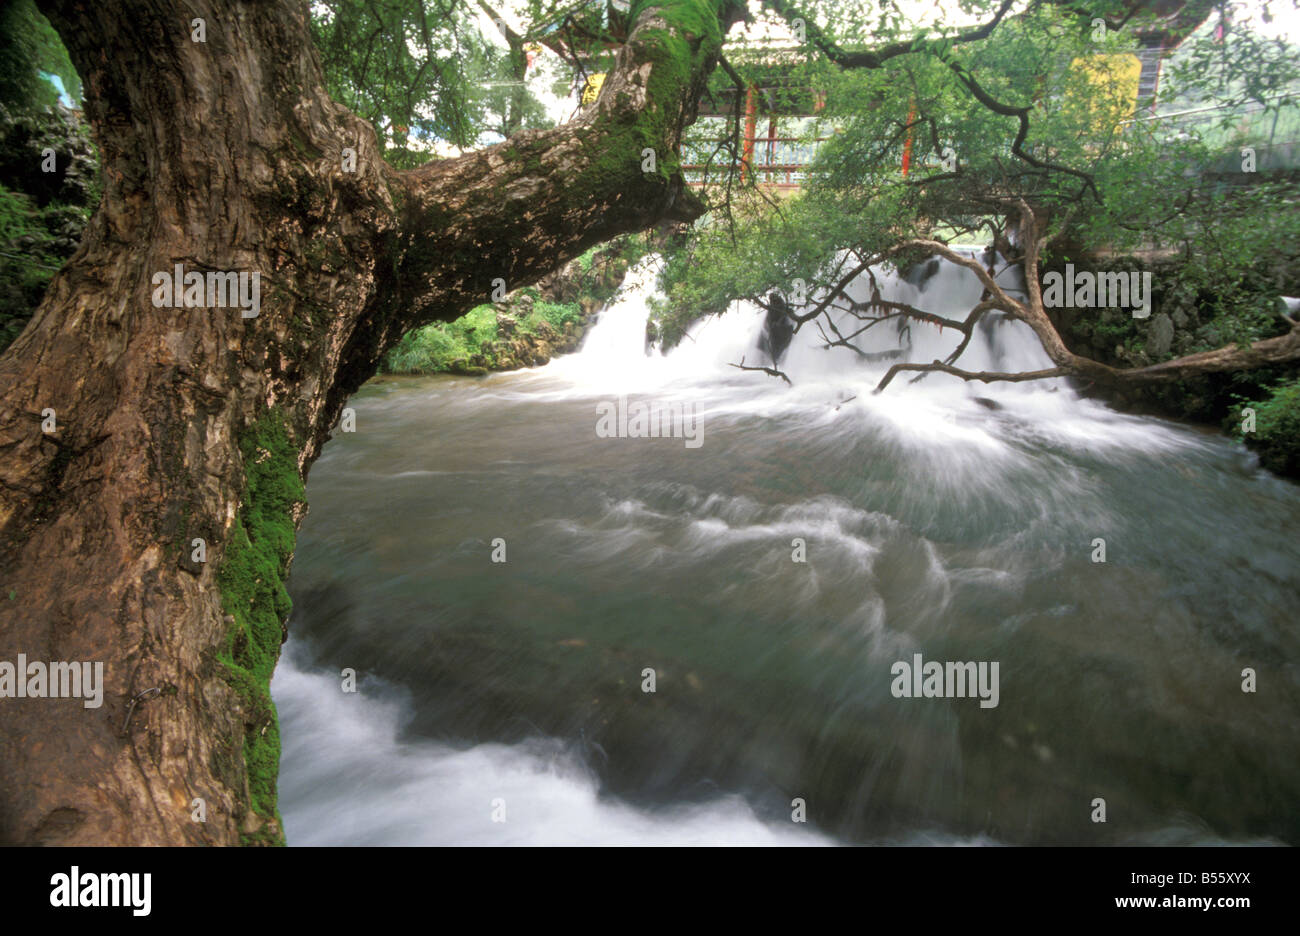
top-left (274, 256), bottom-right (1300, 846)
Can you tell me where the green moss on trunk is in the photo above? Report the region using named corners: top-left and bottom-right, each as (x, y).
top-left (580, 1), bottom-right (729, 190)
top-left (216, 408), bottom-right (305, 845)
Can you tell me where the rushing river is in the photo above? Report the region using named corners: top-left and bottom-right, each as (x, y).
top-left (273, 257), bottom-right (1300, 845)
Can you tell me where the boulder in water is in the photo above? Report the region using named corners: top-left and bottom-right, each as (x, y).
top-left (758, 292), bottom-right (796, 365)
top-left (902, 257), bottom-right (942, 290)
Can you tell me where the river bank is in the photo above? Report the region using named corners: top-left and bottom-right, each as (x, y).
top-left (1042, 252), bottom-right (1300, 478)
top-left (380, 240), bottom-right (641, 377)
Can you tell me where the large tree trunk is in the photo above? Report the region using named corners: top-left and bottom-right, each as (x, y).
top-left (0, 0), bottom-right (741, 845)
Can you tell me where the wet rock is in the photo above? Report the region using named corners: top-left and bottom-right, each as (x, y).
top-left (757, 292), bottom-right (795, 364)
top-left (447, 357), bottom-right (488, 376)
top-left (902, 257), bottom-right (942, 289)
top-left (1147, 312), bottom-right (1174, 357)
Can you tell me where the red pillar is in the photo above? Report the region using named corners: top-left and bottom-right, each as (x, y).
top-left (901, 101), bottom-right (916, 178)
top-left (742, 84), bottom-right (757, 183)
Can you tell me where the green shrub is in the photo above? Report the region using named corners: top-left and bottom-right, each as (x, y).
top-left (1229, 378), bottom-right (1300, 478)
top-left (0, 182), bottom-right (88, 349)
top-left (520, 299), bottom-right (581, 333)
top-left (0, 101), bottom-right (100, 352)
top-left (381, 304), bottom-right (498, 373)
top-left (0, 0), bottom-right (82, 112)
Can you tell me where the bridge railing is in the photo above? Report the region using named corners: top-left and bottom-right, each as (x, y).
top-left (680, 136), bottom-right (829, 188)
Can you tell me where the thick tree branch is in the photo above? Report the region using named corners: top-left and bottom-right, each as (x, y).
top-left (384, 0), bottom-right (747, 343)
top-left (875, 203), bottom-right (1300, 390)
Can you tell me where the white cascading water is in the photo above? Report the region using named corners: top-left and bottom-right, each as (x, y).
top-left (274, 654), bottom-right (835, 845)
top-left (538, 252), bottom-right (1196, 459)
top-left (549, 249), bottom-right (1040, 388)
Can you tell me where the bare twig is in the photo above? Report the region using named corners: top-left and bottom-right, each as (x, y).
top-left (730, 356), bottom-right (793, 385)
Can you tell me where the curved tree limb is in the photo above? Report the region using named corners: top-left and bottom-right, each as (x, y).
top-left (753, 201), bottom-right (1300, 395)
top-left (877, 361), bottom-right (1068, 392)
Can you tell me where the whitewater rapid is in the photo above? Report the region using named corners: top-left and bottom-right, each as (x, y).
top-left (272, 252), bottom-right (1298, 846)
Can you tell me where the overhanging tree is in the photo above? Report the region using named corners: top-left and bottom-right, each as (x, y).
top-left (0, 0), bottom-right (749, 845)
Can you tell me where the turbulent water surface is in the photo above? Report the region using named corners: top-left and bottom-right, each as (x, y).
top-left (274, 257), bottom-right (1300, 846)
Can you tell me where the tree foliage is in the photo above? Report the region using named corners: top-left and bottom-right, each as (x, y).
top-left (309, 0), bottom-right (580, 165)
top-left (311, 0), bottom-right (487, 163)
top-left (656, 0), bottom-right (1300, 394)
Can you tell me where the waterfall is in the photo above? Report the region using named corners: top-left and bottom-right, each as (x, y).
top-left (551, 250), bottom-right (1058, 397)
top-left (533, 251), bottom-right (1186, 460)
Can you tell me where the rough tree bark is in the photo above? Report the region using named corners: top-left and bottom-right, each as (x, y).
top-left (0, 0), bottom-right (743, 845)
